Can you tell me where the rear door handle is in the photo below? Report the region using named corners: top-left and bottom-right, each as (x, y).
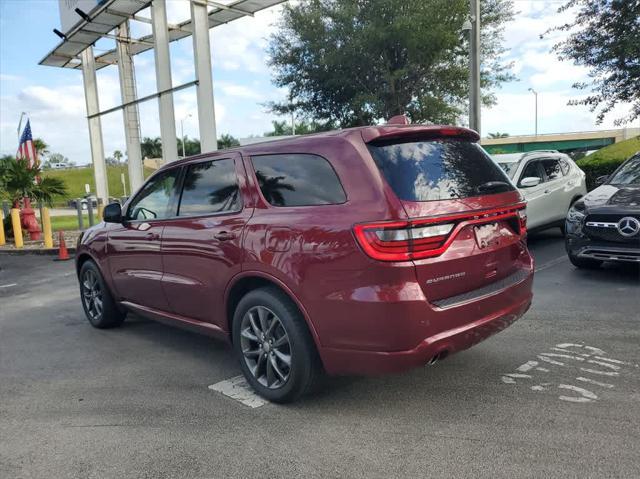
top-left (145, 232), bottom-right (160, 241)
top-left (544, 189), bottom-right (550, 194)
top-left (214, 231), bottom-right (236, 241)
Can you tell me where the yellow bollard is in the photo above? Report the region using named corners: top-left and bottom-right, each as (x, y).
top-left (42, 207), bottom-right (53, 248)
top-left (10, 208), bottom-right (23, 248)
top-left (0, 210), bottom-right (5, 245)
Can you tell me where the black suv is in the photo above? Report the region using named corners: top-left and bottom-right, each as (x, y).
top-left (565, 152), bottom-right (640, 267)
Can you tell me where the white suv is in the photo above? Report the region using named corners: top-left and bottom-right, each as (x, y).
top-left (493, 151), bottom-right (587, 232)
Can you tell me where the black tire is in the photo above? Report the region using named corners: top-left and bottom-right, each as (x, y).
top-left (568, 251), bottom-right (602, 269)
top-left (79, 260), bottom-right (126, 329)
top-left (232, 287), bottom-right (321, 403)
top-left (559, 223), bottom-right (566, 236)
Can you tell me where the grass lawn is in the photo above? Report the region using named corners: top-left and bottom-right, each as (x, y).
top-left (42, 165), bottom-right (155, 205)
top-left (50, 214), bottom-right (92, 232)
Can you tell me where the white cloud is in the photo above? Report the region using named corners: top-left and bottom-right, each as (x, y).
top-left (483, 90), bottom-right (635, 136)
top-left (218, 83), bottom-right (262, 99)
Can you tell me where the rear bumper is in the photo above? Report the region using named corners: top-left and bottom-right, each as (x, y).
top-left (317, 269), bottom-right (533, 376)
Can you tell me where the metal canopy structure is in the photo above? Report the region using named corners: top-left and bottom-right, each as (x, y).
top-left (40, 0), bottom-right (284, 69)
top-left (38, 0), bottom-right (285, 206)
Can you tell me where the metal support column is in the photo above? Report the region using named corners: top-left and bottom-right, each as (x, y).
top-left (191, 0), bottom-right (217, 152)
top-left (151, 0), bottom-right (179, 163)
top-left (81, 47), bottom-right (109, 205)
top-left (469, 0), bottom-right (481, 136)
top-left (116, 20), bottom-right (144, 192)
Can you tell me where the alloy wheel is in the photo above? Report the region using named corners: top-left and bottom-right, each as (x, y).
top-left (240, 305), bottom-right (292, 389)
top-left (81, 269), bottom-right (103, 322)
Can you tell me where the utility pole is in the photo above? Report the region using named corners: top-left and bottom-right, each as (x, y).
top-left (468, 0), bottom-right (481, 136)
top-left (180, 113), bottom-right (191, 158)
top-left (528, 88), bottom-right (538, 136)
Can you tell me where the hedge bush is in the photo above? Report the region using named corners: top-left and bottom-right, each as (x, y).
top-left (576, 156), bottom-right (627, 190)
top-left (576, 136), bottom-right (640, 190)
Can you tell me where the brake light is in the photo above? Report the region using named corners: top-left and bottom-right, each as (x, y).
top-left (517, 207), bottom-right (527, 233)
top-left (438, 127), bottom-right (463, 136)
top-left (353, 203), bottom-right (526, 262)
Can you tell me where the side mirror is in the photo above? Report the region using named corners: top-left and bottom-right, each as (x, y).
top-left (103, 202), bottom-right (122, 223)
top-left (595, 175), bottom-right (609, 186)
top-left (520, 177), bottom-right (541, 188)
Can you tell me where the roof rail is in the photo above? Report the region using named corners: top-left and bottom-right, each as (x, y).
top-left (522, 149), bottom-right (560, 157)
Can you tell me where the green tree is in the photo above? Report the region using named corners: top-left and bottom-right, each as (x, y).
top-left (267, 0), bottom-right (515, 126)
top-left (141, 137), bottom-right (162, 158)
top-left (488, 132), bottom-right (510, 138)
top-left (546, 0), bottom-right (640, 125)
top-left (42, 152), bottom-right (74, 169)
top-left (218, 133), bottom-right (240, 149)
top-left (113, 150), bottom-right (123, 163)
top-left (264, 119), bottom-right (334, 136)
top-left (1, 157), bottom-right (67, 206)
top-left (33, 138), bottom-right (49, 158)
top-left (180, 137), bottom-right (201, 156)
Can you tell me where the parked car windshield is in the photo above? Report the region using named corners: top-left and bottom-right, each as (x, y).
top-left (369, 138), bottom-right (515, 201)
top-left (497, 162), bottom-right (518, 179)
top-left (608, 156), bottom-right (640, 185)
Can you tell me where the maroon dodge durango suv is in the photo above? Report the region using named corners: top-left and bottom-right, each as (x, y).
top-left (76, 123), bottom-right (534, 402)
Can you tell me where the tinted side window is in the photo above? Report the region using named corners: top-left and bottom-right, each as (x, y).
top-left (542, 159), bottom-right (563, 180)
top-left (178, 159), bottom-right (241, 216)
top-left (251, 154), bottom-right (346, 206)
top-left (520, 161), bottom-right (543, 184)
top-left (127, 168), bottom-right (179, 220)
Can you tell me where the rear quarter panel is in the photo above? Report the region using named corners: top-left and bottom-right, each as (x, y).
top-left (239, 136), bottom-right (423, 350)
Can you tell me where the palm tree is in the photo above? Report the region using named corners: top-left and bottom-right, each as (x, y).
top-left (113, 150), bottom-right (123, 164)
top-left (488, 132), bottom-right (510, 139)
top-left (141, 137), bottom-right (162, 158)
top-left (33, 138), bottom-right (49, 158)
top-left (255, 170), bottom-right (295, 206)
top-left (2, 157), bottom-right (67, 207)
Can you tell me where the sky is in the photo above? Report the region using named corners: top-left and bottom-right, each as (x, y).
top-left (0, 0), bottom-right (637, 165)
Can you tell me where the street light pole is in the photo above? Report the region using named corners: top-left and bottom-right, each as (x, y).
top-left (180, 113), bottom-right (192, 158)
top-left (468, 0), bottom-right (481, 135)
top-left (528, 88), bottom-right (538, 136)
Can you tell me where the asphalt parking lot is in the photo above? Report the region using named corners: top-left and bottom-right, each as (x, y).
top-left (1, 230), bottom-right (639, 478)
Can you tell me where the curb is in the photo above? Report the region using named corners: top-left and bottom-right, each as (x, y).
top-left (0, 247), bottom-right (77, 256)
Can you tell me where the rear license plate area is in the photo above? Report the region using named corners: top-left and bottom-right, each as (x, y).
top-left (474, 222), bottom-right (500, 249)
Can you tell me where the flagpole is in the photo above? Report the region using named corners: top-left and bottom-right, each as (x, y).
top-left (17, 112), bottom-right (28, 138)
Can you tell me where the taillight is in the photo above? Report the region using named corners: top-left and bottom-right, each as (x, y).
top-left (517, 207), bottom-right (527, 233)
top-left (353, 203), bottom-right (526, 262)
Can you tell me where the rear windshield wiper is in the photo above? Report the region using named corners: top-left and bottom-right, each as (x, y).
top-left (474, 181), bottom-right (512, 194)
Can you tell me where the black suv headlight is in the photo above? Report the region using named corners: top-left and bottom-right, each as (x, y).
top-left (567, 200), bottom-right (586, 223)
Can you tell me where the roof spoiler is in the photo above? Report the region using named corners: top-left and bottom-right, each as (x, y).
top-left (363, 125), bottom-right (480, 143)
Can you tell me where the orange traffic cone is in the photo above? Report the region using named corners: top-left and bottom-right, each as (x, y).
top-left (55, 230), bottom-right (71, 261)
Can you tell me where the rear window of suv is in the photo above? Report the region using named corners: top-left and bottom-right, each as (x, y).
top-left (368, 138), bottom-right (514, 201)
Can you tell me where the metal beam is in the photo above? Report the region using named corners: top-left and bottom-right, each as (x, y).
top-left (87, 81), bottom-right (198, 119)
top-left (193, 0), bottom-right (254, 17)
top-left (116, 21), bottom-right (144, 194)
top-left (151, 0), bottom-right (179, 164)
top-left (191, 0), bottom-right (217, 153)
top-left (81, 47), bottom-right (109, 205)
top-left (105, 8), bottom-right (192, 33)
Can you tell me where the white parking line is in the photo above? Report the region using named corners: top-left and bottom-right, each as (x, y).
top-left (208, 375), bottom-right (268, 408)
top-left (535, 255), bottom-right (568, 272)
top-left (0, 283), bottom-right (17, 288)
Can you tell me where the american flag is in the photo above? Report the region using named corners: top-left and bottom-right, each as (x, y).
top-left (16, 119), bottom-right (38, 168)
